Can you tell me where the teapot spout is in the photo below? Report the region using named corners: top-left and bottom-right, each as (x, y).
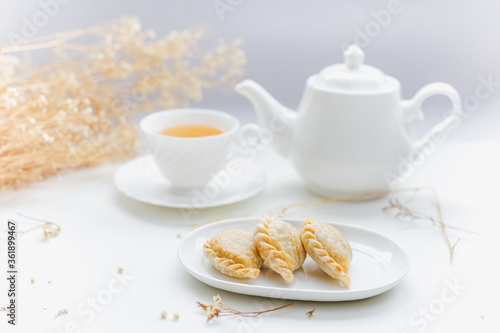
top-left (235, 79), bottom-right (296, 157)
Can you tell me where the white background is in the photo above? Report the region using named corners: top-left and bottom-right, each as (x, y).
top-left (1, 0), bottom-right (499, 141)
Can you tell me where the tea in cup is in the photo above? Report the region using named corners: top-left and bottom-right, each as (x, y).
top-left (159, 125), bottom-right (223, 137)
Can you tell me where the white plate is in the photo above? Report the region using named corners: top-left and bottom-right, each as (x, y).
top-left (114, 155), bottom-right (266, 208)
top-left (178, 218), bottom-right (410, 301)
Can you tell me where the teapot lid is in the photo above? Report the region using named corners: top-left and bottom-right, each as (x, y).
top-left (314, 45), bottom-right (392, 92)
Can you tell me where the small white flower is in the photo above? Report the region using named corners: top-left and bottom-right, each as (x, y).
top-left (39, 95), bottom-right (48, 106)
top-left (42, 133), bottom-right (54, 143)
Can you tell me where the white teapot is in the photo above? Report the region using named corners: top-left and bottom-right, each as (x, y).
top-left (236, 45), bottom-right (462, 196)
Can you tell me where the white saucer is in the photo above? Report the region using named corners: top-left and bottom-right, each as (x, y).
top-left (114, 155), bottom-right (266, 208)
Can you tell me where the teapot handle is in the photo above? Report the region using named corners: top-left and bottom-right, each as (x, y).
top-left (401, 82), bottom-right (462, 152)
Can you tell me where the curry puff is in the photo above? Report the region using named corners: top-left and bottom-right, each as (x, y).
top-left (203, 229), bottom-right (263, 279)
top-left (300, 218), bottom-right (352, 288)
top-left (253, 216), bottom-right (306, 282)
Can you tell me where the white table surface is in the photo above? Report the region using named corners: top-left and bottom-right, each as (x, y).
top-left (0, 142), bottom-right (497, 333)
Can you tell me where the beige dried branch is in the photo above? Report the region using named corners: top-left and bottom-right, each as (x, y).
top-left (54, 308), bottom-right (68, 319)
top-left (0, 16), bottom-right (245, 189)
top-left (430, 187), bottom-right (461, 262)
top-left (197, 295), bottom-right (295, 322)
top-left (382, 189), bottom-right (466, 262)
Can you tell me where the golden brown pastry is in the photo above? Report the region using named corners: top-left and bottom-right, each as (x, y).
top-left (253, 216), bottom-right (306, 282)
top-left (203, 229), bottom-right (263, 279)
top-left (300, 218), bottom-right (352, 288)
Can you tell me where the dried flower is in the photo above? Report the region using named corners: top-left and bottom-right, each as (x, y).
top-left (118, 267), bottom-right (124, 275)
top-left (306, 308), bottom-right (315, 318)
top-left (54, 309), bottom-right (68, 319)
top-left (176, 234), bottom-right (182, 238)
top-left (13, 213), bottom-right (61, 240)
top-left (42, 223), bottom-right (61, 239)
top-left (197, 295), bottom-right (295, 322)
top-left (173, 313), bottom-right (180, 320)
top-left (161, 311), bottom-right (167, 319)
top-left (0, 16), bottom-right (245, 189)
top-left (30, 278), bottom-right (35, 284)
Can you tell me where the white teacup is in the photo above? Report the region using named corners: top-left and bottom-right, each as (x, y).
top-left (140, 108), bottom-right (258, 191)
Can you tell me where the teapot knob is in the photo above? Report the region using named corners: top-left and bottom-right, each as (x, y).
top-left (343, 45), bottom-right (365, 70)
